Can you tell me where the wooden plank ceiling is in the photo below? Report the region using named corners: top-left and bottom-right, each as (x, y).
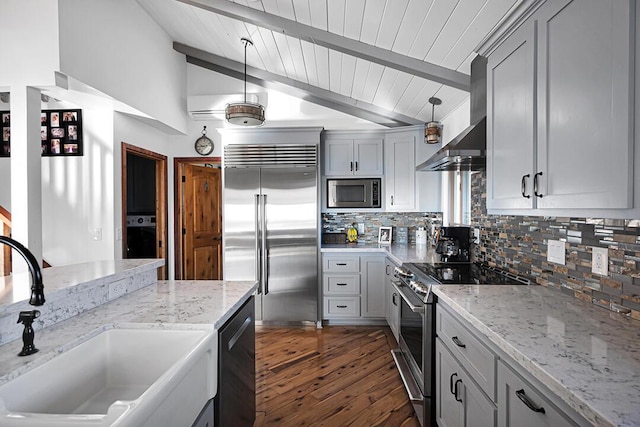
top-left (137, 0), bottom-right (519, 126)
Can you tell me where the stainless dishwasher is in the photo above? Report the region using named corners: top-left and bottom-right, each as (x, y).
top-left (215, 295), bottom-right (255, 427)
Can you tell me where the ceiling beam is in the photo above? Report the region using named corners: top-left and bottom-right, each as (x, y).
top-left (174, 42), bottom-right (423, 128)
top-left (176, 0), bottom-right (470, 92)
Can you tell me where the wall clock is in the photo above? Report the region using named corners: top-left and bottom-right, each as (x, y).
top-left (194, 126), bottom-right (214, 156)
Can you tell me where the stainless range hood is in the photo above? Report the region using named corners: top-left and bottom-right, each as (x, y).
top-left (417, 55), bottom-right (487, 172)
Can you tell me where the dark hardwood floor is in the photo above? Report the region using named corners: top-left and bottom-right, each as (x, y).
top-left (254, 325), bottom-right (421, 427)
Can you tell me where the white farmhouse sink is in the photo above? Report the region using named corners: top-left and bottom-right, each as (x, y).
top-left (0, 325), bottom-right (217, 426)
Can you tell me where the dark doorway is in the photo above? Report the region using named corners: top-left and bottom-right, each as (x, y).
top-left (121, 143), bottom-right (168, 279)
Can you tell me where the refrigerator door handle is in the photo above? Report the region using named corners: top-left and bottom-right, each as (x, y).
top-left (254, 194), bottom-right (262, 294)
top-left (261, 194), bottom-right (269, 295)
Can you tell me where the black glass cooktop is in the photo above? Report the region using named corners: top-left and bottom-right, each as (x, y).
top-left (405, 262), bottom-right (530, 286)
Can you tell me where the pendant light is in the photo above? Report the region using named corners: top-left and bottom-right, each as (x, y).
top-left (425, 97), bottom-right (442, 144)
top-left (225, 38), bottom-right (265, 126)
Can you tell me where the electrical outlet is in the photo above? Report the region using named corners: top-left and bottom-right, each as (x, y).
top-left (592, 247), bottom-right (608, 276)
top-left (92, 227), bottom-right (102, 241)
top-left (473, 228), bottom-right (480, 243)
top-left (547, 240), bottom-right (566, 265)
top-left (108, 280), bottom-right (127, 300)
top-left (116, 227), bottom-right (122, 241)
top-left (357, 223), bottom-right (365, 234)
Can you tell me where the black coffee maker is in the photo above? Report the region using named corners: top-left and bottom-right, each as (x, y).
top-left (435, 226), bottom-right (471, 262)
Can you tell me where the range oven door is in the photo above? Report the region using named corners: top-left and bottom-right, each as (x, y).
top-left (392, 281), bottom-right (435, 427)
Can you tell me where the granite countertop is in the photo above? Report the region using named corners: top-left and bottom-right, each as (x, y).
top-left (0, 259), bottom-right (164, 309)
top-left (434, 284), bottom-right (640, 427)
top-left (321, 243), bottom-right (441, 265)
top-left (0, 279), bottom-right (257, 385)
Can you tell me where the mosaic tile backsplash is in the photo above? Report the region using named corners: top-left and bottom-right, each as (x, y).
top-left (470, 172), bottom-right (640, 320)
top-left (322, 212), bottom-right (442, 244)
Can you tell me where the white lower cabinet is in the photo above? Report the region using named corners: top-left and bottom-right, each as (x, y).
top-left (322, 252), bottom-right (385, 322)
top-left (436, 337), bottom-right (496, 427)
top-left (497, 361), bottom-right (578, 427)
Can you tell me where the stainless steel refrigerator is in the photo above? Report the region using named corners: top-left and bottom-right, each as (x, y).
top-left (223, 144), bottom-right (318, 323)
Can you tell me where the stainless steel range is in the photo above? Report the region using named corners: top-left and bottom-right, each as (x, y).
top-left (391, 261), bottom-right (529, 426)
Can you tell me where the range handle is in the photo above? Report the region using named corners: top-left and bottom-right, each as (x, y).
top-left (392, 281), bottom-right (425, 314)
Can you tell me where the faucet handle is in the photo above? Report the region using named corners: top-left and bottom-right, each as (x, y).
top-left (17, 310), bottom-right (40, 324)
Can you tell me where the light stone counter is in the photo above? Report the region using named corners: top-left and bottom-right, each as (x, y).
top-left (321, 243), bottom-right (441, 265)
top-left (0, 279), bottom-right (257, 386)
top-left (0, 259), bottom-right (163, 345)
top-left (434, 284), bottom-right (640, 427)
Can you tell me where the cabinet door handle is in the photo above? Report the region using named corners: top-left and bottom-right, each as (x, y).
top-left (350, 161), bottom-right (353, 172)
top-left (450, 373), bottom-right (458, 395)
top-left (386, 264), bottom-right (390, 275)
top-left (533, 172), bottom-right (544, 198)
top-left (391, 195), bottom-right (394, 205)
top-left (336, 263), bottom-right (347, 266)
top-left (516, 389), bottom-right (546, 414)
top-left (392, 293), bottom-right (397, 306)
top-left (452, 336), bottom-right (466, 348)
top-left (336, 305), bottom-right (348, 308)
top-left (521, 174), bottom-right (531, 199)
top-left (454, 379), bottom-right (463, 402)
top-left (355, 161), bottom-right (358, 171)
top-left (336, 283), bottom-right (348, 286)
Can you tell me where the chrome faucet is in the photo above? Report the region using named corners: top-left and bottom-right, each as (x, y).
top-left (0, 236), bottom-right (45, 305)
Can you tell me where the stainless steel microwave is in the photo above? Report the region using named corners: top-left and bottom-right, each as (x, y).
top-left (327, 178), bottom-right (381, 209)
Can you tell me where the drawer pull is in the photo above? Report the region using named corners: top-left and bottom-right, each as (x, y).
top-left (533, 172), bottom-right (544, 198)
top-left (449, 373), bottom-right (458, 395)
top-left (336, 283), bottom-right (348, 286)
top-left (336, 305), bottom-right (348, 308)
top-left (336, 263), bottom-right (347, 266)
top-left (516, 389), bottom-right (546, 414)
top-left (521, 174), bottom-right (531, 199)
top-left (452, 336), bottom-right (466, 348)
top-left (454, 379), bottom-right (463, 403)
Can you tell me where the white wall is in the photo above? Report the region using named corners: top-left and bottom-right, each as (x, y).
top-left (0, 100), bottom-right (10, 211)
top-left (41, 105), bottom-right (116, 265)
top-left (58, 0), bottom-right (188, 134)
top-left (0, 0), bottom-right (59, 86)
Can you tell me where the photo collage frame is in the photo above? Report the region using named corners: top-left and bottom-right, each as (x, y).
top-left (0, 109), bottom-right (83, 157)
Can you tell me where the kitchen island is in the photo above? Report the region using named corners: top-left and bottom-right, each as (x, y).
top-left (0, 260), bottom-right (257, 426)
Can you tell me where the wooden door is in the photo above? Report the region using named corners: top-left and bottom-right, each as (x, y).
top-left (182, 164), bottom-right (222, 279)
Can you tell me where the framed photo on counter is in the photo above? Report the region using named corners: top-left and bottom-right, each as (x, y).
top-left (0, 108), bottom-right (83, 157)
top-left (378, 226), bottom-right (392, 245)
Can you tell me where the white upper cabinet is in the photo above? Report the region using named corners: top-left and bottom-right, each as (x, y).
top-left (487, 19), bottom-right (536, 210)
top-left (535, 0), bottom-right (634, 209)
top-left (324, 138), bottom-right (383, 177)
top-left (385, 129), bottom-right (417, 211)
top-left (486, 0), bottom-right (635, 212)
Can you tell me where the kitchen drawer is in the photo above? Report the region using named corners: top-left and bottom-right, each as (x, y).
top-left (437, 304), bottom-right (496, 401)
top-left (497, 360), bottom-right (578, 427)
top-left (323, 256), bottom-right (360, 273)
top-left (323, 297), bottom-right (360, 317)
top-left (323, 275), bottom-right (360, 294)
